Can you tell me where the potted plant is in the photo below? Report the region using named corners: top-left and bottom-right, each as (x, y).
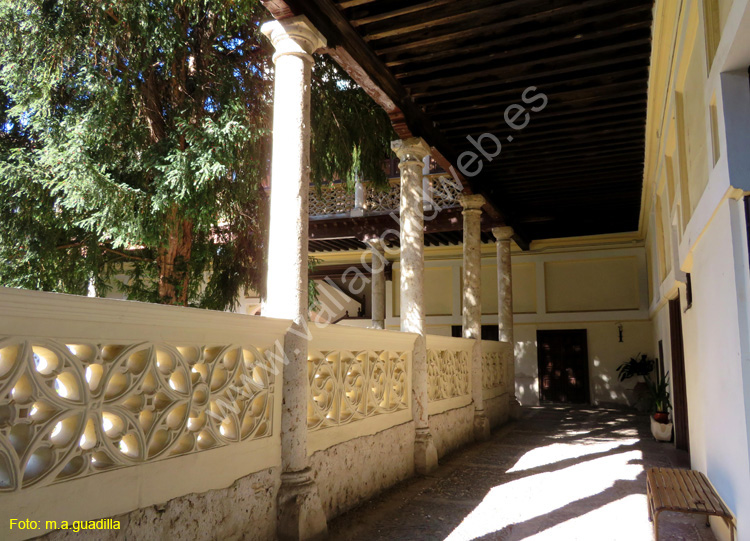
top-left (616, 353), bottom-right (655, 412)
top-left (646, 371), bottom-right (673, 441)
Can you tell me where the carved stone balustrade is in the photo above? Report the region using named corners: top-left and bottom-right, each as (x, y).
top-left (308, 175), bottom-right (463, 219)
top-left (481, 339), bottom-right (514, 401)
top-left (304, 325), bottom-right (416, 453)
top-left (425, 335), bottom-right (474, 416)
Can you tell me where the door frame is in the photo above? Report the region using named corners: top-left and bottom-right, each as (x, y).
top-left (536, 329), bottom-right (591, 404)
top-left (669, 294), bottom-right (690, 453)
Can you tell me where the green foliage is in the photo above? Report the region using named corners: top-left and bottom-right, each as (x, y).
top-left (310, 58), bottom-right (393, 191)
top-left (645, 371), bottom-right (671, 413)
top-left (308, 256), bottom-right (321, 310)
top-left (0, 1), bottom-right (393, 310)
top-left (616, 353), bottom-right (655, 382)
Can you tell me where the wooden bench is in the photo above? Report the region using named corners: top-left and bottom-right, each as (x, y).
top-left (647, 467), bottom-right (735, 541)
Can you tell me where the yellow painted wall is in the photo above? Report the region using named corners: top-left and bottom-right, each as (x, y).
top-left (679, 6), bottom-right (710, 216)
top-left (544, 257), bottom-right (641, 313)
top-left (392, 266), bottom-right (453, 317)
top-left (479, 262), bottom-right (536, 315)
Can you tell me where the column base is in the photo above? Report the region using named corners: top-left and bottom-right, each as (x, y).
top-left (509, 396), bottom-right (522, 420)
top-left (473, 411), bottom-right (491, 441)
top-left (414, 428), bottom-right (438, 474)
top-left (277, 468), bottom-right (328, 541)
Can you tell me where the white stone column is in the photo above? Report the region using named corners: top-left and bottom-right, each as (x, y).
top-left (493, 226), bottom-right (520, 419)
top-left (392, 137), bottom-right (438, 474)
top-left (261, 16), bottom-right (327, 541)
top-left (422, 155), bottom-right (432, 212)
top-left (370, 239), bottom-right (386, 329)
top-left (460, 194), bottom-right (490, 441)
top-left (352, 176), bottom-right (365, 217)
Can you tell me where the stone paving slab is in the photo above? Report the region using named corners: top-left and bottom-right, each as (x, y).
top-left (327, 406), bottom-right (716, 541)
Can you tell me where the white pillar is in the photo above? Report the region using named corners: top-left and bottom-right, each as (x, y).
top-left (392, 137), bottom-right (438, 474)
top-left (352, 176), bottom-right (365, 217)
top-left (422, 155), bottom-right (432, 212)
top-left (493, 226), bottom-right (520, 419)
top-left (370, 239), bottom-right (386, 329)
top-left (261, 16), bottom-right (327, 541)
top-left (461, 194), bottom-right (490, 441)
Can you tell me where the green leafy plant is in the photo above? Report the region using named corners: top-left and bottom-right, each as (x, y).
top-left (646, 372), bottom-right (671, 413)
top-left (0, 1), bottom-right (393, 310)
top-left (616, 353), bottom-right (655, 382)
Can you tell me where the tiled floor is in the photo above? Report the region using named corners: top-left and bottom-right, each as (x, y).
top-left (328, 406), bottom-right (716, 540)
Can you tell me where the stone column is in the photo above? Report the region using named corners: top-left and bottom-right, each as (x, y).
top-left (422, 155), bottom-right (432, 212)
top-left (392, 137), bottom-right (438, 474)
top-left (261, 16), bottom-right (327, 541)
top-left (460, 194), bottom-right (490, 441)
top-left (370, 238), bottom-right (386, 330)
top-left (352, 176), bottom-right (365, 217)
top-left (492, 226), bottom-right (520, 418)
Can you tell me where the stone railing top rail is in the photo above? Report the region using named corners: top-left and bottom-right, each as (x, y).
top-left (0, 287), bottom-right (293, 338)
top-left (425, 334), bottom-right (475, 353)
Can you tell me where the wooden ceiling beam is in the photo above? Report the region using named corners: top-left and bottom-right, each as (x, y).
top-left (373, 0), bottom-right (636, 55)
top-left (262, 0), bottom-right (653, 244)
top-left (408, 44), bottom-right (652, 98)
top-left (495, 150), bottom-right (646, 174)
top-left (429, 84), bottom-right (647, 120)
top-left (497, 140), bottom-right (646, 165)
top-left (442, 113), bottom-right (646, 138)
top-left (491, 163), bottom-right (644, 185)
top-left (395, 24), bottom-right (652, 83)
top-left (437, 102), bottom-right (647, 133)
top-left (454, 125), bottom-right (645, 151)
top-left (382, 4), bottom-right (653, 69)
top-left (349, 0), bottom-right (455, 27)
top-left (504, 175), bottom-right (644, 195)
top-left (364, 0), bottom-right (534, 42)
top-left (436, 100), bottom-right (647, 133)
top-left (421, 64), bottom-right (648, 108)
top-left (411, 53), bottom-right (651, 101)
top-left (336, 0), bottom-right (377, 10)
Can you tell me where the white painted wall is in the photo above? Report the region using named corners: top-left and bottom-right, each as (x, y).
top-left (657, 199), bottom-right (750, 537)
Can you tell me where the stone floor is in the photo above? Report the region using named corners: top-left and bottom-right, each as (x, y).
top-left (328, 406), bottom-right (716, 541)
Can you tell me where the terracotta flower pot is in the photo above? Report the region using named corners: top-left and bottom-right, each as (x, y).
top-left (653, 412), bottom-right (670, 424)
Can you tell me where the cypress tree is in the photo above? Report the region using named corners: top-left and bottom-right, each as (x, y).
top-left (0, 1), bottom-right (393, 310)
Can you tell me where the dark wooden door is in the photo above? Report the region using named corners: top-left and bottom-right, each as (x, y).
top-left (537, 330), bottom-right (590, 403)
top-left (669, 295), bottom-right (690, 453)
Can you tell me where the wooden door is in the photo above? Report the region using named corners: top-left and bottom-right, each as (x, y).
top-left (669, 295), bottom-right (690, 453)
top-left (537, 329), bottom-right (590, 403)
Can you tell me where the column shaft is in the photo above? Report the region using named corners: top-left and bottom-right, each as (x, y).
top-left (262, 17), bottom-right (327, 540)
top-left (497, 237), bottom-right (513, 345)
top-left (392, 137), bottom-right (437, 474)
top-left (493, 226), bottom-right (520, 420)
top-left (370, 240), bottom-right (386, 329)
top-left (461, 194), bottom-right (490, 440)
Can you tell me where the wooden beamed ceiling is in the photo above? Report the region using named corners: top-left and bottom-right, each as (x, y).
top-left (262, 0), bottom-right (654, 244)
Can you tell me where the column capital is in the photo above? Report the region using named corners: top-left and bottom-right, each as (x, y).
top-left (459, 194), bottom-right (485, 212)
top-left (366, 237), bottom-right (385, 252)
top-left (492, 226), bottom-right (514, 241)
top-left (391, 137), bottom-right (431, 165)
top-left (261, 16), bottom-right (327, 62)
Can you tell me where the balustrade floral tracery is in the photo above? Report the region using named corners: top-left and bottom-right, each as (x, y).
top-left (0, 338), bottom-right (274, 491)
top-left (307, 349), bottom-right (409, 430)
top-left (426, 348), bottom-right (471, 402)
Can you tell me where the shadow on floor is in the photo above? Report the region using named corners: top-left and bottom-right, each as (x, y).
top-left (326, 406), bottom-right (715, 541)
